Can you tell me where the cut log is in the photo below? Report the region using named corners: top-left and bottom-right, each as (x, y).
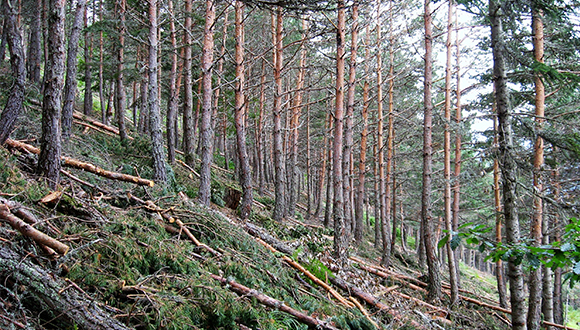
top-left (244, 222), bottom-right (294, 255)
top-left (73, 120), bottom-right (118, 138)
top-left (127, 193), bottom-right (220, 257)
top-left (4, 139), bottom-right (154, 187)
top-left (281, 255), bottom-right (354, 308)
top-left (0, 197), bottom-right (39, 224)
top-left (0, 245), bottom-right (131, 330)
top-left (174, 219), bottom-right (220, 256)
top-left (349, 296), bottom-right (379, 329)
top-left (356, 263), bottom-right (427, 293)
top-left (328, 275), bottom-right (424, 328)
top-left (73, 111), bottom-right (134, 140)
top-left (210, 273), bottom-right (339, 330)
top-left (0, 204), bottom-right (69, 255)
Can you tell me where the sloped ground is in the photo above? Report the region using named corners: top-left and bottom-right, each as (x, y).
top-left (0, 109), bottom-right (508, 330)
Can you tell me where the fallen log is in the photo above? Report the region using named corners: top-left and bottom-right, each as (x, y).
top-left (127, 193), bottom-right (220, 257)
top-left (0, 197), bottom-right (39, 224)
top-left (244, 222), bottom-right (294, 255)
top-left (390, 291), bottom-right (449, 318)
top-left (74, 120), bottom-right (118, 138)
top-left (328, 275), bottom-right (424, 329)
top-left (281, 255), bottom-right (354, 308)
top-left (0, 204), bottom-right (69, 255)
top-left (0, 245), bottom-right (132, 330)
top-left (210, 273), bottom-right (339, 330)
top-left (356, 263), bottom-right (427, 293)
top-left (174, 219), bottom-right (220, 256)
top-left (73, 111), bottom-right (134, 140)
top-left (251, 236), bottom-right (353, 308)
top-left (4, 139), bottom-right (154, 187)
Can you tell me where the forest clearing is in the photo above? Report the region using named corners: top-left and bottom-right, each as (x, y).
top-left (0, 0), bottom-right (579, 329)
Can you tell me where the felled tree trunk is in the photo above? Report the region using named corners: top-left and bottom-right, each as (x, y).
top-left (0, 245), bottom-right (132, 330)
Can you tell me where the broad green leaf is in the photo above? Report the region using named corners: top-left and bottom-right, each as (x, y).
top-left (438, 235), bottom-right (450, 249)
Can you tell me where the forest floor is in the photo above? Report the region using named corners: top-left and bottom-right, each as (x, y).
top-left (0, 106), bottom-right (521, 329)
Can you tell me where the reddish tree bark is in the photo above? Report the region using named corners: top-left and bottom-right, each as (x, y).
top-left (333, 0), bottom-right (347, 260)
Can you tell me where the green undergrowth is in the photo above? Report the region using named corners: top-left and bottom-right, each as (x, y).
top-left (0, 107), bottom-right (513, 330)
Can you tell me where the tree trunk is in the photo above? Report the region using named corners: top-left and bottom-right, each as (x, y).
top-left (0, 245), bottom-right (132, 329)
top-left (381, 0), bottom-right (395, 267)
top-left (528, 8), bottom-right (545, 330)
top-left (26, 0), bottom-right (42, 85)
top-left (166, 0), bottom-right (178, 164)
top-left (62, 0), bottom-right (87, 140)
top-left (234, 0), bottom-right (252, 220)
top-left (490, 0), bottom-right (527, 328)
top-left (214, 8), bottom-right (229, 168)
top-left (287, 19), bottom-right (308, 219)
top-left (182, 0), bottom-right (195, 165)
top-left (452, 5), bottom-right (463, 288)
top-left (148, 0), bottom-right (167, 183)
top-left (198, 0), bottom-right (216, 206)
top-left (115, 0), bottom-right (128, 143)
top-left (354, 25), bottom-right (371, 243)
top-left (98, 0), bottom-right (106, 124)
top-left (0, 0), bottom-right (26, 145)
top-left (422, 0), bottom-right (441, 302)
top-left (343, 2), bottom-right (358, 238)
top-left (83, 4), bottom-right (92, 116)
top-left (256, 59), bottom-right (266, 196)
top-left (38, 0), bottom-right (66, 190)
top-left (553, 166), bottom-right (563, 325)
top-left (272, 10), bottom-right (286, 221)
top-left (333, 0), bottom-right (347, 260)
top-left (375, 0), bottom-right (388, 257)
top-left (443, 0), bottom-right (459, 305)
top-left (314, 111), bottom-right (330, 220)
top-left (493, 115), bottom-right (508, 308)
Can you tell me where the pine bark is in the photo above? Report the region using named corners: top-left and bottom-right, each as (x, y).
top-left (381, 0), bottom-right (395, 267)
top-left (452, 6), bottom-right (462, 287)
top-left (272, 10), bottom-right (286, 221)
top-left (38, 0), bottom-right (66, 190)
top-left (287, 19), bottom-right (308, 218)
top-left (343, 2), bottom-right (358, 239)
top-left (166, 0), bottom-right (178, 164)
top-left (147, 0), bottom-right (167, 183)
top-left (443, 0), bottom-right (459, 305)
top-left (83, 5), bottom-right (92, 116)
top-left (422, 0), bottom-right (441, 302)
top-left (0, 0), bottom-right (26, 145)
top-left (62, 0), bottom-right (87, 140)
top-left (234, 0), bottom-right (253, 220)
top-left (198, 0), bottom-right (216, 206)
top-left (493, 112), bottom-right (508, 308)
top-left (115, 0), bottom-right (128, 143)
top-left (530, 8), bottom-right (551, 329)
top-left (26, 0), bottom-right (42, 85)
top-left (98, 0), bottom-right (106, 124)
top-left (490, 0), bottom-right (526, 328)
top-left (0, 245), bottom-right (131, 329)
top-left (182, 0), bottom-right (195, 165)
top-left (354, 26), bottom-right (371, 243)
top-left (333, 0), bottom-right (347, 260)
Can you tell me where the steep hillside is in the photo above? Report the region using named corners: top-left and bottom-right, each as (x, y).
top-left (0, 110), bottom-right (509, 329)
